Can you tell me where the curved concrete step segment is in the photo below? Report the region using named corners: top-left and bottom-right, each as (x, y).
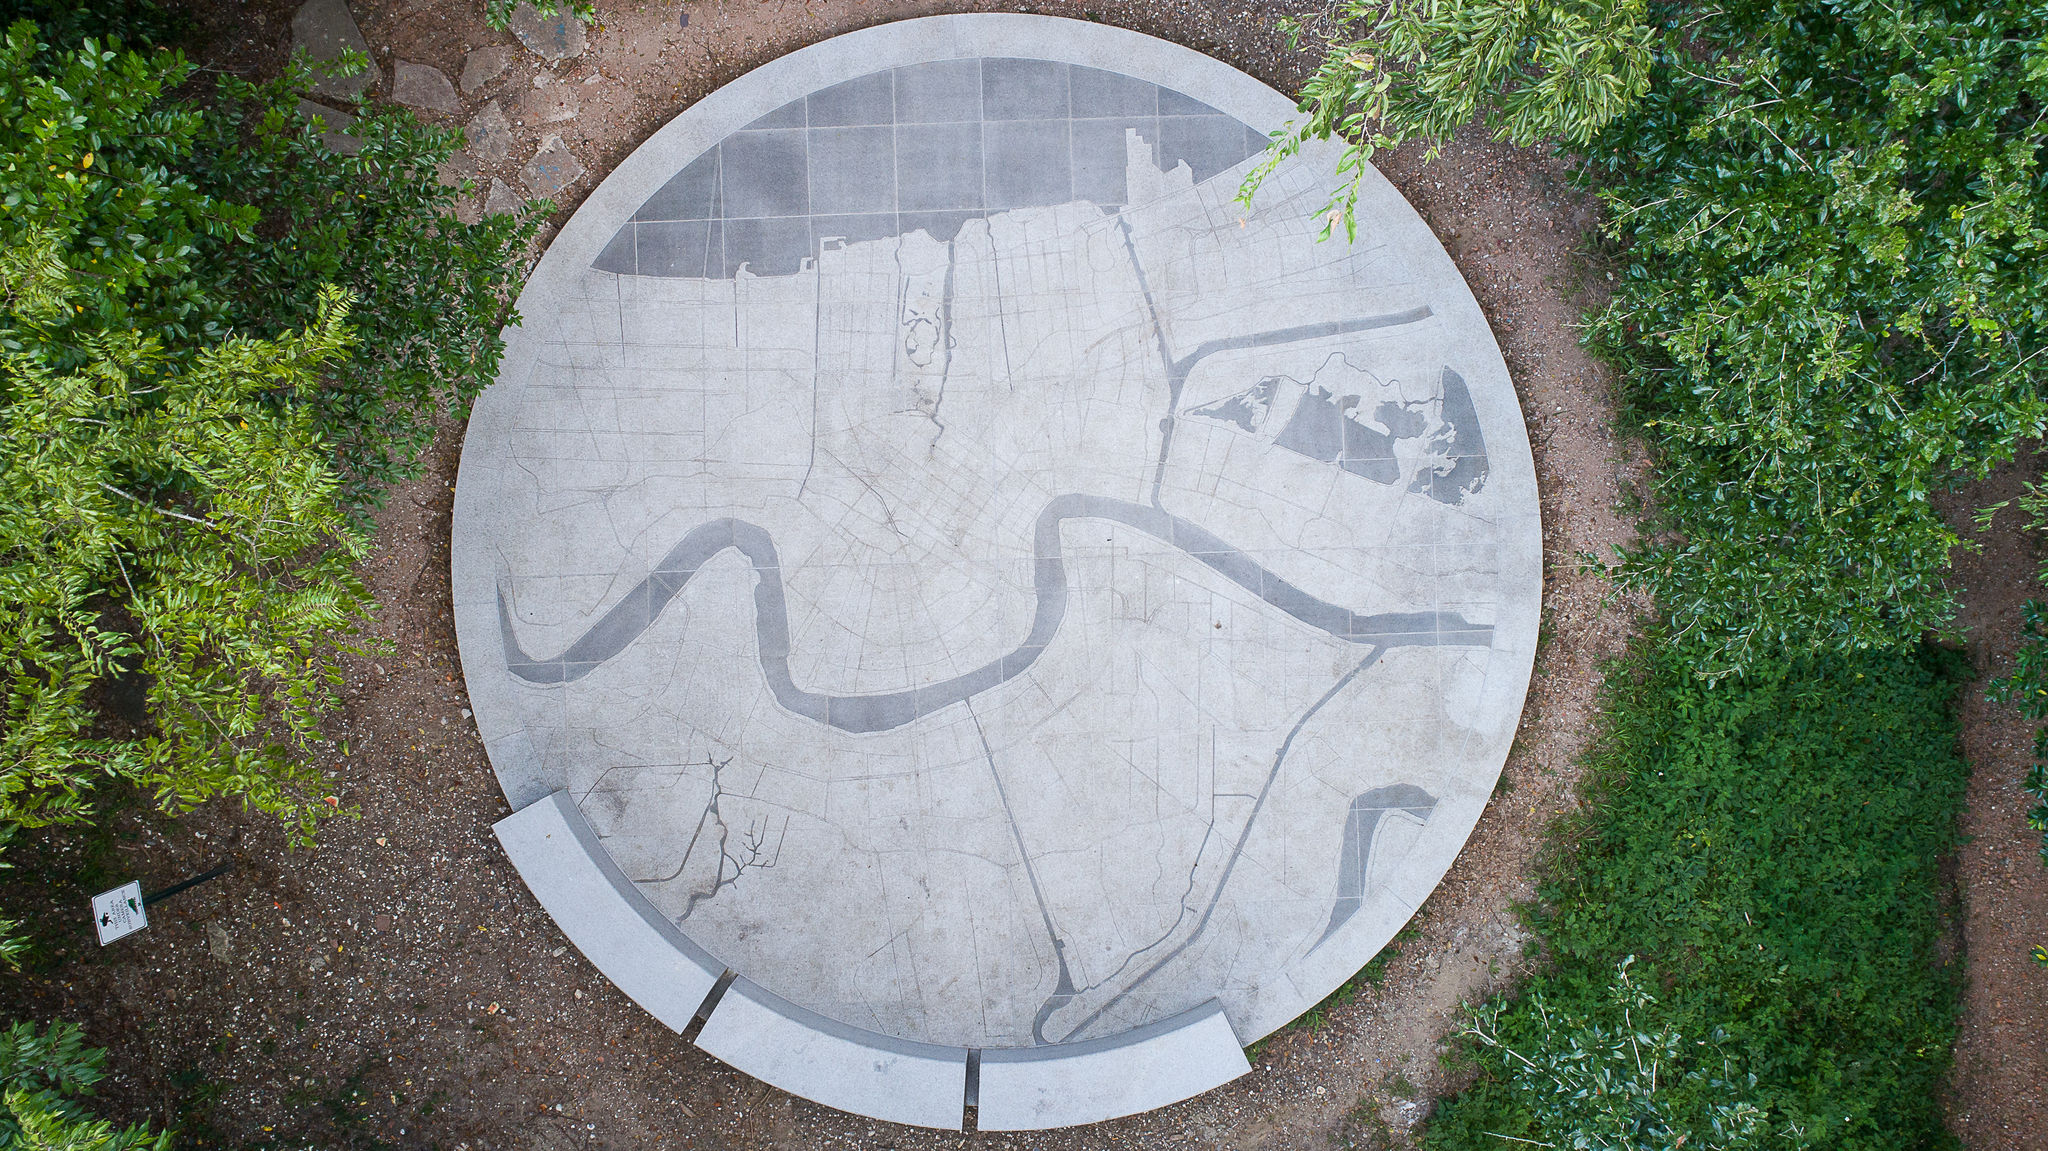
top-left (694, 978), bottom-right (970, 1130)
top-left (492, 790), bottom-right (726, 1032)
top-left (977, 1000), bottom-right (1251, 1130)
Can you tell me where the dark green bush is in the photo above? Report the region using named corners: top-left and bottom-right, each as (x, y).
top-left (190, 66), bottom-right (538, 507)
top-left (1259, 0), bottom-right (2048, 675)
top-left (0, 1019), bottom-right (167, 1149)
top-left (1427, 647), bottom-right (1968, 1150)
top-left (0, 20), bottom-right (535, 843)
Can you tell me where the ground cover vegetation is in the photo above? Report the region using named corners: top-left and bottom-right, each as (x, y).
top-left (1428, 648), bottom-right (1969, 1148)
top-left (1260, 0), bottom-right (2048, 674)
top-left (1250, 0), bottom-right (2046, 1142)
top-left (0, 7), bottom-right (534, 1142)
top-left (0, 14), bottom-right (532, 845)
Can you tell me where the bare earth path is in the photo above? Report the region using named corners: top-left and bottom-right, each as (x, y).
top-left (1943, 457), bottom-right (2048, 1149)
top-left (8, 2), bottom-right (1646, 1147)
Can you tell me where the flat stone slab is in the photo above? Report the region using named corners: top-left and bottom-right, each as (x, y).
top-left (508, 0), bottom-right (586, 61)
top-left (291, 0), bottom-right (378, 100)
top-left (461, 44), bottom-right (512, 93)
top-left (520, 135), bottom-right (582, 198)
top-left (493, 790), bottom-right (725, 1031)
top-left (297, 99), bottom-right (361, 154)
top-left (455, 14), bottom-right (1539, 1127)
top-left (483, 176), bottom-right (521, 216)
top-left (695, 979), bottom-right (968, 1129)
top-left (393, 61), bottom-right (460, 113)
top-left (466, 99), bottom-right (514, 166)
top-left (978, 1000), bottom-right (1250, 1129)
top-left (514, 80), bottom-right (579, 125)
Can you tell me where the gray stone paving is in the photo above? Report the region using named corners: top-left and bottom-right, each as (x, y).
top-left (508, 0), bottom-right (586, 62)
top-left (393, 60), bottom-right (460, 113)
top-left (291, 0), bottom-right (377, 100)
top-left (296, 98), bottom-right (361, 154)
top-left (466, 100), bottom-right (515, 166)
top-left (461, 45), bottom-right (512, 94)
top-left (453, 15), bottom-right (1540, 1128)
top-left (521, 135), bottom-right (584, 198)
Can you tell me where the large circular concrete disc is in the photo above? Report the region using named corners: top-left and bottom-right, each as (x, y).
top-left (455, 12), bottom-right (1537, 1075)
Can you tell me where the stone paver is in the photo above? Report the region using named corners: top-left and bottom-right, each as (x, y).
top-left (466, 100), bottom-right (514, 165)
top-left (694, 980), bottom-right (969, 1130)
top-left (453, 14), bottom-right (1539, 1129)
top-left (436, 150), bottom-right (479, 189)
top-left (296, 98), bottom-right (361, 154)
top-left (393, 60), bottom-right (460, 113)
top-left (291, 0), bottom-right (378, 100)
top-left (461, 44), bottom-right (512, 94)
top-left (520, 135), bottom-right (583, 198)
top-left (507, 1), bottom-right (586, 61)
top-left (483, 176), bottom-right (521, 216)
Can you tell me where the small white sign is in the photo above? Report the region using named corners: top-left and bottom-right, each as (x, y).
top-left (92, 881), bottom-right (147, 946)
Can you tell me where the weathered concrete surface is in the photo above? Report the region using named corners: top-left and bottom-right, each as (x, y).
top-left (492, 791), bottom-right (726, 1032)
top-left (694, 979), bottom-right (968, 1130)
top-left (978, 1000), bottom-right (1251, 1130)
top-left (456, 14), bottom-right (1540, 1127)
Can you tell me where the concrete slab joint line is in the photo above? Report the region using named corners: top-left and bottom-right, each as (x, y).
top-left (454, 13), bottom-right (1540, 1130)
top-left (977, 1001), bottom-right (1252, 1130)
top-left (493, 791), bottom-right (725, 1032)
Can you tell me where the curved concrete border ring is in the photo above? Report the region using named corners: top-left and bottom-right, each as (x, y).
top-left (455, 14), bottom-right (1539, 1130)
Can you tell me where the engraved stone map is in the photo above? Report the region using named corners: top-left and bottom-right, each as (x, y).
top-left (454, 21), bottom-right (1540, 1056)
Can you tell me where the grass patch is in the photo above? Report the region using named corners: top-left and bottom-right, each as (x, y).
top-left (1426, 645), bottom-right (1968, 1149)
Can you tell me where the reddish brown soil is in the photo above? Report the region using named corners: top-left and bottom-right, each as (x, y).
top-left (1942, 456), bottom-right (2048, 1149)
top-left (43, 0), bottom-right (2048, 1149)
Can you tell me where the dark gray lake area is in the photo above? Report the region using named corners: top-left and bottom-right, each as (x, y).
top-left (590, 58), bottom-right (1267, 279)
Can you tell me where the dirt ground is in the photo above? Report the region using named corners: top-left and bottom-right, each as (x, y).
top-left (27, 0), bottom-right (2044, 1147)
top-left (1942, 457), bottom-right (2048, 1150)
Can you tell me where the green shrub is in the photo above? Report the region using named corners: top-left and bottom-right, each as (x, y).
top-left (1243, 0), bottom-right (1655, 237)
top-left (1257, 0), bottom-right (2048, 675)
top-left (0, 1020), bottom-right (168, 1149)
top-left (190, 64), bottom-right (538, 508)
top-left (1458, 957), bottom-right (1787, 1150)
top-left (481, 0), bottom-right (592, 32)
top-left (1426, 647), bottom-right (1968, 1150)
top-left (0, 21), bottom-right (534, 845)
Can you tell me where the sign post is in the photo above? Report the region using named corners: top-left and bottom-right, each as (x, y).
top-left (91, 881), bottom-right (147, 946)
top-left (90, 861), bottom-right (235, 946)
